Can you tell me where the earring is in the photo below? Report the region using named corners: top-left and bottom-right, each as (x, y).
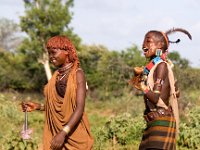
top-left (156, 49), bottom-right (162, 56)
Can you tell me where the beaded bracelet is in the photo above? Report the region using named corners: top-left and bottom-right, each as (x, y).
top-left (63, 125), bottom-right (70, 134)
top-left (153, 90), bottom-right (161, 94)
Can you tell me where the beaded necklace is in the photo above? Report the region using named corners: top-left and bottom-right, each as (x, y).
top-left (57, 63), bottom-right (73, 81)
top-left (143, 53), bottom-right (167, 76)
top-left (143, 57), bottom-right (164, 75)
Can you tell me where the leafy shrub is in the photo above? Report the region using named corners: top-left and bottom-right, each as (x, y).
top-left (178, 106), bottom-right (200, 149)
top-left (174, 67), bottom-right (200, 91)
top-left (0, 93), bottom-right (43, 149)
top-left (2, 130), bottom-right (38, 150)
top-left (94, 113), bottom-right (145, 149)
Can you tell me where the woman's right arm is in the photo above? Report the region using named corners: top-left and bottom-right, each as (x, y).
top-left (21, 101), bottom-right (45, 112)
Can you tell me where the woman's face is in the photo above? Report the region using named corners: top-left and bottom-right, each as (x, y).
top-left (142, 33), bottom-right (162, 58)
top-left (48, 48), bottom-right (69, 67)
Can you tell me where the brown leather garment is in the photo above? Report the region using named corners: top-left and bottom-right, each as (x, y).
top-left (43, 67), bottom-right (93, 150)
top-left (144, 107), bottom-right (173, 122)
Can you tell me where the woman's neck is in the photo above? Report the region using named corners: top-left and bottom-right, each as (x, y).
top-left (58, 63), bottom-right (73, 74)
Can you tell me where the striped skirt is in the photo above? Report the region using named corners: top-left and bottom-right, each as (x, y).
top-left (139, 116), bottom-right (176, 150)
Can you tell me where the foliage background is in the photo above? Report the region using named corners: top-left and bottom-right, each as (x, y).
top-left (0, 0), bottom-right (200, 149)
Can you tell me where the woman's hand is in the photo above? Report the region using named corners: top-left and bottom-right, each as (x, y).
top-left (140, 80), bottom-right (149, 93)
top-left (21, 101), bottom-right (41, 112)
top-left (129, 67), bottom-right (145, 90)
top-left (50, 131), bottom-right (67, 150)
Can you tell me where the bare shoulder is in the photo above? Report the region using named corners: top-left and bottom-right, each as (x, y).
top-left (155, 62), bottom-right (168, 78)
top-left (157, 62), bottom-right (167, 70)
top-left (76, 68), bottom-right (86, 83)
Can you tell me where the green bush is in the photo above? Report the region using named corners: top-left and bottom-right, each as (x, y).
top-left (0, 51), bottom-right (47, 91)
top-left (178, 106), bottom-right (200, 149)
top-left (94, 113), bottom-right (145, 149)
top-left (2, 130), bottom-right (38, 150)
top-left (174, 67), bottom-right (200, 91)
top-left (0, 92), bottom-right (44, 149)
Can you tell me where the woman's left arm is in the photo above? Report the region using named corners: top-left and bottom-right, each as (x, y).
top-left (64, 69), bottom-right (86, 129)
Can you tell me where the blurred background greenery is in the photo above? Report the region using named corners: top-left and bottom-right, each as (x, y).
top-left (0, 0), bottom-right (200, 149)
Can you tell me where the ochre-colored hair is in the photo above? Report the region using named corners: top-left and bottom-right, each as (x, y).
top-left (46, 35), bottom-right (79, 69)
top-left (46, 35), bottom-right (79, 64)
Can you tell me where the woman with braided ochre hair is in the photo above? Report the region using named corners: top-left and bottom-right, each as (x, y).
top-left (21, 35), bottom-right (94, 150)
top-left (130, 28), bottom-right (192, 150)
